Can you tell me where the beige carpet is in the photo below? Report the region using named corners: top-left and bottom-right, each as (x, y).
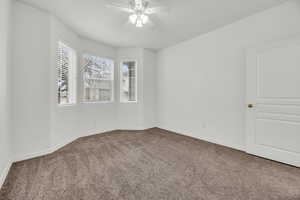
top-left (1, 128), bottom-right (300, 200)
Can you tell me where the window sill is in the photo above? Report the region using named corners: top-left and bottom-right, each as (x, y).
top-left (58, 103), bottom-right (77, 107)
top-left (120, 101), bottom-right (138, 104)
top-left (81, 101), bottom-right (115, 104)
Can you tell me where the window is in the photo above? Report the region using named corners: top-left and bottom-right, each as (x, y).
top-left (120, 61), bottom-right (137, 102)
top-left (57, 42), bottom-right (77, 105)
top-left (82, 55), bottom-right (114, 103)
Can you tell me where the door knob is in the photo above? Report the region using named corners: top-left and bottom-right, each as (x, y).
top-left (248, 104), bottom-right (254, 108)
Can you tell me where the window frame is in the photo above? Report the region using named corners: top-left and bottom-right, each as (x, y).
top-left (57, 41), bottom-right (77, 106)
top-left (119, 60), bottom-right (138, 103)
top-left (81, 53), bottom-right (115, 104)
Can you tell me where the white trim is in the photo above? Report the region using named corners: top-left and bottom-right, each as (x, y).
top-left (119, 60), bottom-right (138, 103)
top-left (158, 125), bottom-right (245, 152)
top-left (57, 41), bottom-right (77, 106)
top-left (0, 159), bottom-right (12, 189)
top-left (117, 126), bottom-right (147, 131)
top-left (14, 147), bottom-right (54, 163)
top-left (81, 101), bottom-right (114, 104)
top-left (245, 35), bottom-right (300, 167)
top-left (57, 103), bottom-right (77, 107)
top-left (11, 125), bottom-right (245, 161)
top-left (13, 129), bottom-right (116, 162)
top-left (81, 54), bottom-right (115, 103)
top-left (80, 51), bottom-right (115, 65)
top-left (120, 101), bottom-right (138, 104)
top-left (3, 126), bottom-right (245, 188)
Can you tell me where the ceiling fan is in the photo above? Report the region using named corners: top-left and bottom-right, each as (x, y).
top-left (106, 0), bottom-right (168, 28)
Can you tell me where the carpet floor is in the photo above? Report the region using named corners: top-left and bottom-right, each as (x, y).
top-left (1, 128), bottom-right (300, 200)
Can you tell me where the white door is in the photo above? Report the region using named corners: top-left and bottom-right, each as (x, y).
top-left (246, 37), bottom-right (300, 167)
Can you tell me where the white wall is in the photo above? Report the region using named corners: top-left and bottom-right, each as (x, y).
top-left (49, 16), bottom-right (82, 148)
top-left (157, 1), bottom-right (300, 150)
top-left (143, 49), bottom-right (157, 128)
top-left (116, 48), bottom-right (145, 130)
top-left (6, 0), bottom-right (299, 179)
top-left (11, 1), bottom-right (157, 161)
top-left (116, 48), bottom-right (157, 130)
top-left (11, 2), bottom-right (119, 160)
top-left (10, 0), bottom-right (300, 164)
top-left (0, 0), bottom-right (12, 187)
top-left (12, 2), bottom-right (51, 160)
top-left (78, 37), bottom-right (117, 135)
top-left (50, 19), bottom-right (118, 148)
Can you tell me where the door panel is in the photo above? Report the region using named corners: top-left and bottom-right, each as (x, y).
top-left (246, 37), bottom-right (300, 167)
top-left (258, 45), bottom-right (300, 98)
top-left (256, 119), bottom-right (300, 154)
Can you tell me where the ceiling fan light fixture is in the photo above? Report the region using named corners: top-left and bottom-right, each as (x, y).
top-left (129, 13), bottom-right (149, 27)
top-left (129, 14), bottom-right (138, 24)
top-left (136, 18), bottom-right (143, 27)
top-left (141, 14), bottom-right (149, 24)
top-left (108, 0), bottom-right (165, 28)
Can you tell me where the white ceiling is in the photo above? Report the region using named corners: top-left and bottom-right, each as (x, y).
top-left (19, 0), bottom-right (288, 50)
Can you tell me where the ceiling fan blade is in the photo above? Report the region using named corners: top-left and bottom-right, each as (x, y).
top-left (145, 6), bottom-right (169, 15)
top-left (106, 4), bottom-right (134, 13)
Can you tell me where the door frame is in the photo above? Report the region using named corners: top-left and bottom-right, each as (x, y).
top-left (245, 35), bottom-right (300, 167)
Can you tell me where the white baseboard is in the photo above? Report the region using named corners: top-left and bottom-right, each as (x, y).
top-left (0, 159), bottom-right (12, 189)
top-left (117, 126), bottom-right (146, 131)
top-left (5, 126), bottom-right (245, 189)
top-left (14, 146), bottom-right (54, 162)
top-left (13, 129), bottom-right (116, 163)
top-left (158, 125), bottom-right (245, 152)
top-left (11, 126), bottom-right (244, 168)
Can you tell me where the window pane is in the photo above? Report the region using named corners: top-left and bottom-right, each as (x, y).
top-left (120, 61), bottom-right (137, 102)
top-left (83, 55), bottom-right (114, 102)
top-left (57, 42), bottom-right (76, 105)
